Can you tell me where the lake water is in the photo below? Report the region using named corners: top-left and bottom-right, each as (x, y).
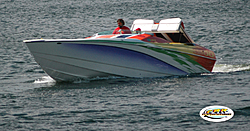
top-left (0, 0), bottom-right (249, 130)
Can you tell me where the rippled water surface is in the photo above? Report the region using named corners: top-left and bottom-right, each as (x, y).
top-left (1, 0), bottom-right (250, 130)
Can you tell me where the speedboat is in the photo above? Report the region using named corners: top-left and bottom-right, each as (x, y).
top-left (24, 18), bottom-right (216, 81)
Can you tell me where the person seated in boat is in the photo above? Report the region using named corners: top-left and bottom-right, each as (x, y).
top-left (112, 19), bottom-right (132, 34)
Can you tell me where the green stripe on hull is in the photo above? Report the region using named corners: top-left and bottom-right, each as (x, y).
top-left (144, 46), bottom-right (209, 73)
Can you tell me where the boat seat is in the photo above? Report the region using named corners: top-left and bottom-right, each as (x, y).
top-left (157, 18), bottom-right (182, 33)
top-left (130, 19), bottom-right (155, 32)
top-left (131, 18), bottom-right (183, 33)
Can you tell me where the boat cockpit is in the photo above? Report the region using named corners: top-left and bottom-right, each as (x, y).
top-left (130, 18), bottom-right (194, 43)
top-left (91, 18), bottom-right (194, 45)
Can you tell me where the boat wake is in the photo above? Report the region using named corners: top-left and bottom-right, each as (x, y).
top-left (34, 76), bottom-right (56, 84)
top-left (212, 64), bottom-right (250, 73)
top-left (33, 76), bottom-right (125, 84)
top-left (32, 64), bottom-right (250, 84)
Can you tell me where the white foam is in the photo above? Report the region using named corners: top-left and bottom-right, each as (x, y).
top-left (34, 76), bottom-right (124, 84)
top-left (212, 64), bottom-right (250, 73)
top-left (34, 76), bottom-right (56, 84)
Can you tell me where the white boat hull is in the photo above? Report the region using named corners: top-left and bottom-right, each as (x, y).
top-left (25, 38), bottom-right (211, 81)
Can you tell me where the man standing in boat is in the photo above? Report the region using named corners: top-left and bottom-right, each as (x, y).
top-left (113, 19), bottom-right (132, 34)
